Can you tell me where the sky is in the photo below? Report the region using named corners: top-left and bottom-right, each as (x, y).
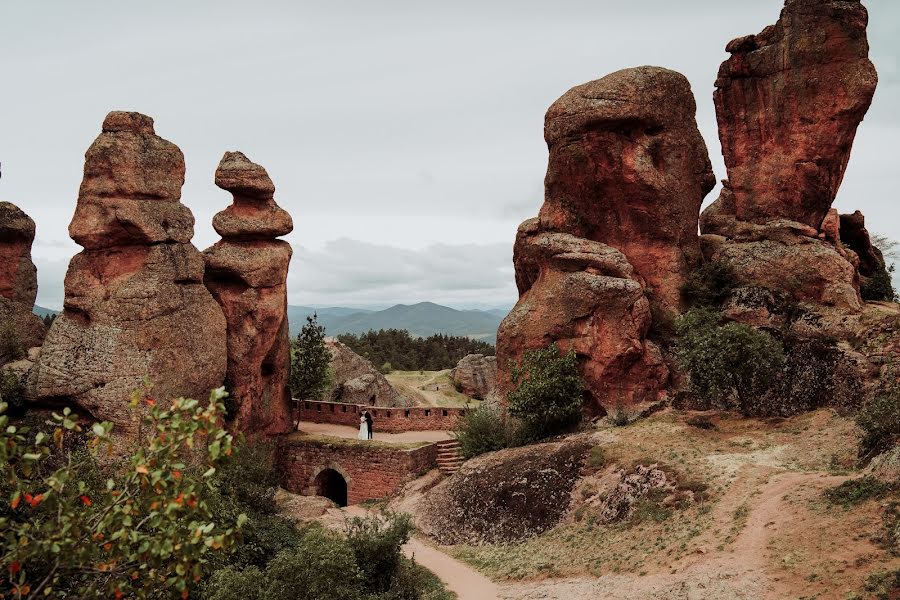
top-left (1, 0), bottom-right (898, 311)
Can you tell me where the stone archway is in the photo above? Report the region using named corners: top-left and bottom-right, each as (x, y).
top-left (313, 468), bottom-right (348, 507)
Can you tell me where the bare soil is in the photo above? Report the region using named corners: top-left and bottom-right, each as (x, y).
top-left (387, 370), bottom-right (478, 408)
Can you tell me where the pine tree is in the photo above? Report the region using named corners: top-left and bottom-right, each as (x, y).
top-left (290, 314), bottom-right (333, 403)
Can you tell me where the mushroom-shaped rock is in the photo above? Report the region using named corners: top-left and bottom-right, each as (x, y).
top-left (540, 66), bottom-right (715, 310)
top-left (28, 112), bottom-right (227, 433)
top-left (203, 152), bottom-right (294, 436)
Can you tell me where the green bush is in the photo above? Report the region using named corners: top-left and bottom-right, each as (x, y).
top-left (825, 477), bottom-right (898, 506)
top-left (861, 264), bottom-right (898, 302)
top-left (681, 260), bottom-right (738, 307)
top-left (507, 344), bottom-right (584, 442)
top-left (675, 308), bottom-right (784, 416)
top-left (0, 368), bottom-right (25, 415)
top-left (774, 337), bottom-right (864, 415)
top-left (454, 404), bottom-right (520, 459)
top-left (290, 314), bottom-right (333, 402)
top-left (608, 403), bottom-right (629, 427)
top-left (380, 362), bottom-right (393, 375)
top-left (0, 322), bottom-right (24, 365)
top-left (345, 512), bottom-right (414, 595)
top-left (857, 389), bottom-right (900, 461)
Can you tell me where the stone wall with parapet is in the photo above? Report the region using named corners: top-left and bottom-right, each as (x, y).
top-left (297, 399), bottom-right (465, 432)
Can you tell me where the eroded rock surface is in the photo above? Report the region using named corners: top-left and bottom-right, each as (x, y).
top-left (203, 152), bottom-right (294, 435)
top-left (0, 202), bottom-right (46, 359)
top-left (29, 112), bottom-right (227, 430)
top-left (540, 66), bottom-right (715, 309)
top-left (325, 339), bottom-right (403, 406)
top-left (711, 0), bottom-right (877, 229)
top-left (450, 354), bottom-right (497, 400)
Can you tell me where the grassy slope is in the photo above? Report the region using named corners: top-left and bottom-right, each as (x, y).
top-left (386, 370), bottom-right (480, 408)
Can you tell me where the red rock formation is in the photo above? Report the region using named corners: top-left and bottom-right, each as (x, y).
top-left (450, 354), bottom-right (497, 400)
top-left (325, 339), bottom-right (403, 407)
top-left (840, 210), bottom-right (884, 279)
top-left (203, 152), bottom-right (294, 435)
top-left (497, 227), bottom-right (668, 412)
top-left (28, 112), bottom-right (227, 431)
top-left (711, 0), bottom-right (877, 229)
top-left (0, 202), bottom-right (46, 359)
top-left (539, 66), bottom-right (715, 310)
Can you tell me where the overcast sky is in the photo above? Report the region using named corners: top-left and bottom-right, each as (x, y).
top-left (2, 0), bottom-right (898, 311)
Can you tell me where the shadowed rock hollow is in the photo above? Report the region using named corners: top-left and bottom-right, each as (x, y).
top-left (203, 151), bottom-right (294, 435)
top-left (28, 112), bottom-right (227, 431)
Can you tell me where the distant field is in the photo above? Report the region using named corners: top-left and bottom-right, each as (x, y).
top-left (386, 370), bottom-right (480, 409)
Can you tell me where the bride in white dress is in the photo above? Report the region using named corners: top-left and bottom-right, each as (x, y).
top-left (358, 414), bottom-right (369, 440)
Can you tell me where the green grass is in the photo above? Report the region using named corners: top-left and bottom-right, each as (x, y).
top-left (824, 477), bottom-right (899, 507)
top-left (386, 370), bottom-right (477, 408)
top-left (284, 432), bottom-right (430, 451)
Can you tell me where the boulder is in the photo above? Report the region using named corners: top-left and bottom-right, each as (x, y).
top-left (325, 339), bottom-right (403, 406)
top-left (203, 152), bottom-right (294, 436)
top-left (540, 66), bottom-right (715, 309)
top-left (710, 0), bottom-right (877, 228)
top-left (450, 354), bottom-right (497, 400)
top-left (497, 228), bottom-right (669, 412)
top-left (840, 210), bottom-right (885, 279)
top-left (0, 202), bottom-right (46, 359)
top-left (28, 112), bottom-right (227, 432)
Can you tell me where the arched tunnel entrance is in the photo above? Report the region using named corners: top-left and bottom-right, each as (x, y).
top-left (314, 468), bottom-right (348, 507)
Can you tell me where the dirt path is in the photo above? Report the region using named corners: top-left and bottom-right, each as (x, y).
top-left (323, 505), bottom-right (498, 600)
top-left (296, 420), bottom-right (452, 443)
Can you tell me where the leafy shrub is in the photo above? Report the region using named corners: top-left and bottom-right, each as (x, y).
top-left (864, 568), bottom-right (900, 600)
top-left (380, 362), bottom-right (393, 374)
top-left (608, 403), bottom-right (629, 427)
top-left (0, 368), bottom-right (25, 415)
top-left (345, 512), bottom-right (414, 595)
top-left (857, 388), bottom-right (900, 461)
top-left (0, 322), bottom-right (24, 365)
top-left (675, 308), bottom-right (784, 416)
top-left (453, 404), bottom-right (521, 459)
top-left (861, 264), bottom-right (898, 302)
top-left (774, 337), bottom-right (864, 415)
top-left (825, 477), bottom-right (898, 506)
top-left (681, 260), bottom-right (738, 307)
top-left (290, 314), bottom-right (333, 402)
top-left (686, 415), bottom-right (716, 430)
top-left (507, 343), bottom-right (584, 441)
top-left (880, 502), bottom-right (900, 556)
top-left (0, 388), bottom-right (244, 599)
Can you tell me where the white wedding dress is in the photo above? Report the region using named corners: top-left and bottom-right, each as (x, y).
top-left (358, 416), bottom-right (369, 440)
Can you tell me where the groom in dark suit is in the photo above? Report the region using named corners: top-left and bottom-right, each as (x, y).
top-left (365, 411), bottom-right (374, 440)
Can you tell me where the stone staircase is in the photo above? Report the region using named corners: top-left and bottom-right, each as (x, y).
top-left (436, 439), bottom-right (464, 475)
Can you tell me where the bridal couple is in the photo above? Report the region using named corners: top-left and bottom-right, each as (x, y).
top-left (358, 410), bottom-right (374, 440)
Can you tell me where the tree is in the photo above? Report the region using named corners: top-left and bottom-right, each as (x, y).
top-left (290, 314), bottom-right (332, 403)
top-left (0, 388), bottom-right (244, 599)
top-left (675, 308), bottom-right (785, 416)
top-left (680, 260), bottom-right (737, 308)
top-left (507, 344), bottom-right (584, 441)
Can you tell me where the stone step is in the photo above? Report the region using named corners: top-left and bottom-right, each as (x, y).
top-left (436, 440), bottom-right (461, 448)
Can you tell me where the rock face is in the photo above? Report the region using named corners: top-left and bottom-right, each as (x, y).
top-left (497, 66), bottom-right (709, 410)
top-left (450, 354), bottom-right (496, 400)
top-left (0, 202), bottom-right (46, 359)
top-left (498, 226), bottom-right (668, 411)
top-left (203, 152), bottom-right (294, 436)
top-left (29, 112), bottom-right (227, 431)
top-left (540, 66), bottom-right (715, 309)
top-left (325, 340), bottom-right (403, 406)
top-left (840, 211), bottom-right (884, 279)
top-left (712, 0), bottom-right (877, 229)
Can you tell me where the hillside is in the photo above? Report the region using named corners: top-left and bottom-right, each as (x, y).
top-left (288, 302), bottom-right (502, 342)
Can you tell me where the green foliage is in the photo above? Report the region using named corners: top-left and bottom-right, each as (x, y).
top-left (454, 405), bottom-right (521, 459)
top-left (290, 314), bottom-right (334, 402)
top-left (681, 260), bottom-right (737, 307)
top-left (776, 337), bottom-right (864, 415)
top-left (825, 477), bottom-right (898, 506)
top-left (202, 514), bottom-right (438, 600)
top-left (608, 404), bottom-right (629, 427)
top-left (344, 511), bottom-right (414, 595)
top-left (380, 362), bottom-right (394, 375)
top-left (0, 388), bottom-right (243, 599)
top-left (0, 321), bottom-right (24, 365)
top-left (337, 329), bottom-right (494, 371)
top-left (880, 502), bottom-right (900, 556)
top-left (864, 568), bottom-right (900, 600)
top-left (862, 264), bottom-right (898, 302)
top-left (675, 308), bottom-right (785, 416)
top-left (0, 368), bottom-right (25, 415)
top-left (857, 388), bottom-right (900, 461)
top-left (507, 344), bottom-right (584, 441)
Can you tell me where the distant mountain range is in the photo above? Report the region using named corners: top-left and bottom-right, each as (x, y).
top-left (34, 302), bottom-right (506, 345)
top-left (288, 302), bottom-right (504, 343)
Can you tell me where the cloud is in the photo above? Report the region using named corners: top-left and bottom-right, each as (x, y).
top-left (288, 239), bottom-right (517, 308)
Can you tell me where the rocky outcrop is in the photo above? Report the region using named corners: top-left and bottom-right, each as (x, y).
top-left (498, 66), bottom-right (708, 410)
top-left (711, 0), bottom-right (877, 229)
top-left (840, 211), bottom-right (884, 279)
top-left (0, 202), bottom-right (46, 361)
top-left (498, 228), bottom-right (669, 411)
top-left (325, 340), bottom-right (403, 406)
top-left (450, 354), bottom-right (496, 400)
top-left (700, 0), bottom-right (878, 328)
top-left (28, 112), bottom-right (227, 431)
top-left (539, 66), bottom-right (715, 310)
top-left (203, 152), bottom-right (294, 436)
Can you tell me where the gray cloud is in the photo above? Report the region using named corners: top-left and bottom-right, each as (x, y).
top-left (3, 0), bottom-right (899, 311)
